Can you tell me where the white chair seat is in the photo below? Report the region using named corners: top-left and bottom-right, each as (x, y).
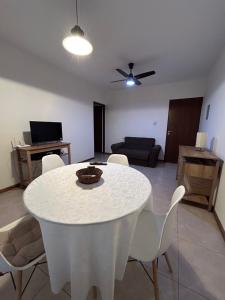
top-left (130, 210), bottom-right (165, 262)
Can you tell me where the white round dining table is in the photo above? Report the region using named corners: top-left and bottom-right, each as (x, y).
top-left (24, 162), bottom-right (152, 300)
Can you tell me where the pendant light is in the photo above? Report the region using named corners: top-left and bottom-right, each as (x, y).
top-left (63, 0), bottom-right (93, 56)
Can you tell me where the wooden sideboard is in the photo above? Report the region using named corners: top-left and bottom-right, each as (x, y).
top-left (16, 142), bottom-right (71, 187)
top-left (177, 146), bottom-right (223, 211)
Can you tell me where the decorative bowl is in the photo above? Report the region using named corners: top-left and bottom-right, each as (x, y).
top-left (76, 166), bottom-right (103, 184)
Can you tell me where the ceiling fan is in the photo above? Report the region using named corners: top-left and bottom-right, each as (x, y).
top-left (111, 63), bottom-right (156, 86)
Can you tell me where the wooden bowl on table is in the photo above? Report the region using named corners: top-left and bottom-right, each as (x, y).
top-left (76, 166), bottom-right (103, 184)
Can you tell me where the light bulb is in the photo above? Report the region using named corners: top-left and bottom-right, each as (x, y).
top-left (63, 35), bottom-right (93, 56)
top-left (126, 79), bottom-right (135, 86)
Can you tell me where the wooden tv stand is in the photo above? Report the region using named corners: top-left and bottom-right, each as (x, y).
top-left (16, 142), bottom-right (71, 187)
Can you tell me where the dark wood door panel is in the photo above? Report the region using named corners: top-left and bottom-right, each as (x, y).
top-left (165, 98), bottom-right (203, 163)
top-left (94, 102), bottom-right (105, 153)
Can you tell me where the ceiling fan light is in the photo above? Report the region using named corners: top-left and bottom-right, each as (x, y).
top-left (126, 78), bottom-right (135, 86)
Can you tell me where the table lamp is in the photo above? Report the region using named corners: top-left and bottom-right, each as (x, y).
top-left (195, 132), bottom-right (207, 151)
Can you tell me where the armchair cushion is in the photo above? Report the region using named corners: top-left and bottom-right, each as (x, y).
top-left (119, 148), bottom-right (150, 161)
top-left (111, 142), bottom-right (125, 153)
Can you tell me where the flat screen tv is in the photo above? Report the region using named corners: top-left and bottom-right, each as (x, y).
top-left (30, 121), bottom-right (63, 144)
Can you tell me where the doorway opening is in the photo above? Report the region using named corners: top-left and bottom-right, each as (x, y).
top-left (93, 102), bottom-right (105, 154)
top-left (164, 97), bottom-right (203, 163)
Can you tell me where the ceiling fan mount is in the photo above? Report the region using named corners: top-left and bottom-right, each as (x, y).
top-left (128, 62), bottom-right (134, 71)
top-left (111, 62), bottom-right (156, 86)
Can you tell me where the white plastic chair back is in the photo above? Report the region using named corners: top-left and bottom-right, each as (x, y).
top-left (158, 185), bottom-right (185, 256)
top-left (107, 154), bottom-right (129, 166)
top-left (42, 154), bottom-right (65, 174)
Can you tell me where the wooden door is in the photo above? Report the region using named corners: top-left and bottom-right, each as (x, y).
top-left (164, 98), bottom-right (203, 163)
top-left (94, 102), bottom-right (105, 153)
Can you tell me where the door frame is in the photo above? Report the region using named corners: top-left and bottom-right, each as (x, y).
top-left (93, 101), bottom-right (105, 153)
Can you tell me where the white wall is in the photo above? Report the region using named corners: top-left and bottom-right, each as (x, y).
top-left (105, 79), bottom-right (206, 155)
top-left (200, 45), bottom-right (225, 229)
top-left (0, 39), bottom-right (105, 189)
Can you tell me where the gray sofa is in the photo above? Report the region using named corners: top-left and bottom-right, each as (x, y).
top-left (111, 137), bottom-right (161, 167)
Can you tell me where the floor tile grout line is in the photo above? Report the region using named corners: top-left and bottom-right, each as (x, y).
top-left (37, 264), bottom-right (49, 277)
top-left (158, 270), bottom-right (178, 282)
top-left (31, 281), bottom-right (49, 300)
top-left (158, 271), bottom-right (210, 300)
top-left (18, 267), bottom-right (49, 300)
top-left (37, 265), bottom-right (71, 298)
top-left (178, 281), bottom-right (212, 300)
top-left (182, 239), bottom-right (225, 255)
top-left (176, 235), bottom-right (225, 258)
top-left (63, 287), bottom-right (71, 297)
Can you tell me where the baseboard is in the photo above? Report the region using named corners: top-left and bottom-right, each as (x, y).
top-left (0, 183), bottom-right (20, 193)
top-left (214, 210), bottom-right (225, 242)
top-left (79, 157), bottom-right (95, 163)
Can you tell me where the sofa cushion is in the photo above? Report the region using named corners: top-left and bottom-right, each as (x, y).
top-left (125, 137), bottom-right (155, 150)
top-left (119, 148), bottom-right (150, 160)
top-left (0, 215), bottom-right (44, 267)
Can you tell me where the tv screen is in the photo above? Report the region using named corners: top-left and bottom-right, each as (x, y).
top-left (30, 121), bottom-right (63, 144)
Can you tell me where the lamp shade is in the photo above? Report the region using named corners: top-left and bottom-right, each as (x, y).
top-left (63, 35), bottom-right (93, 56)
top-left (63, 25), bottom-right (93, 56)
top-left (195, 132), bottom-right (207, 148)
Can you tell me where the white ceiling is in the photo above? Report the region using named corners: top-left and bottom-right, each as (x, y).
top-left (1, 0), bottom-right (225, 88)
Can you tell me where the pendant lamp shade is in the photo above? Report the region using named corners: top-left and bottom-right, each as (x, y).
top-left (63, 1), bottom-right (93, 56)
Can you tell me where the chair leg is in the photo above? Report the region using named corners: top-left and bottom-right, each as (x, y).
top-left (152, 259), bottom-right (160, 300)
top-left (15, 271), bottom-right (23, 300)
top-left (164, 252), bottom-right (173, 273)
top-left (93, 286), bottom-right (98, 299)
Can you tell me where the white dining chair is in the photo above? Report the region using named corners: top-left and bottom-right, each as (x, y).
top-left (42, 154), bottom-right (65, 174)
top-left (107, 154), bottom-right (129, 166)
top-left (129, 185), bottom-right (185, 300)
top-left (0, 215), bottom-right (46, 300)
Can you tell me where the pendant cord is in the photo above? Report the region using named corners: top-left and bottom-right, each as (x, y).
top-left (75, 0), bottom-right (79, 24)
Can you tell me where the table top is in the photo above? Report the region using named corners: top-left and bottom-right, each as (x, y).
top-left (179, 145), bottom-right (220, 160)
top-left (24, 163), bottom-right (151, 225)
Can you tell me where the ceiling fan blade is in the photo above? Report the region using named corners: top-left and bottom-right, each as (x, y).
top-left (111, 79), bottom-right (126, 83)
top-left (134, 77), bottom-right (142, 86)
top-left (116, 69), bottom-right (129, 78)
top-left (135, 71), bottom-right (156, 79)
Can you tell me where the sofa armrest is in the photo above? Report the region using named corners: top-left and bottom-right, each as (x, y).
top-left (148, 145), bottom-right (161, 167)
top-left (111, 142), bottom-right (125, 153)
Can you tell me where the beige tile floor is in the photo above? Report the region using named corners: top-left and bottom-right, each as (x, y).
top-left (0, 156), bottom-right (225, 300)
